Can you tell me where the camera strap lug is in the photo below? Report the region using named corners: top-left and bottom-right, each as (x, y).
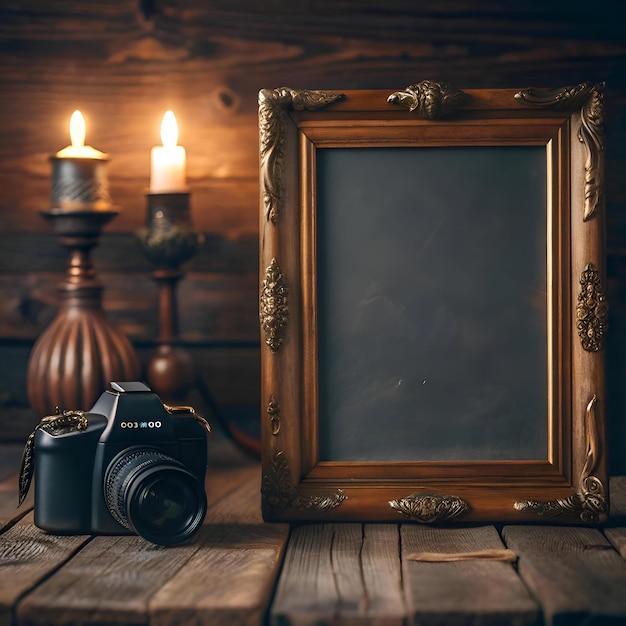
top-left (164, 404), bottom-right (214, 440)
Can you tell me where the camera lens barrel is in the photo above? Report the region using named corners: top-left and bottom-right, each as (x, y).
top-left (104, 448), bottom-right (207, 546)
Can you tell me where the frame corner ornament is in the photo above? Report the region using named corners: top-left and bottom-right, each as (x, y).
top-left (259, 87), bottom-right (345, 224)
top-left (577, 262), bottom-right (608, 352)
top-left (514, 395), bottom-right (608, 523)
top-left (513, 477), bottom-right (607, 524)
top-left (514, 82), bottom-right (605, 221)
top-left (260, 258), bottom-right (288, 353)
top-left (261, 451), bottom-right (347, 517)
top-left (387, 80), bottom-right (470, 119)
top-left (388, 492), bottom-right (470, 523)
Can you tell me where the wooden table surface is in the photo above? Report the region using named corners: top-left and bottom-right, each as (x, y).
top-left (2, 443), bottom-right (626, 626)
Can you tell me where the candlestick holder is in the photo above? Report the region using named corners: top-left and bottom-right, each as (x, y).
top-left (49, 154), bottom-right (112, 212)
top-left (136, 191), bottom-right (202, 401)
top-left (26, 209), bottom-right (141, 416)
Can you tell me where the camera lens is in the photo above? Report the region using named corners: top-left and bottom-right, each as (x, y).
top-left (105, 449), bottom-right (206, 546)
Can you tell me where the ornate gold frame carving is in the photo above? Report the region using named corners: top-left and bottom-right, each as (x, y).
top-left (389, 492), bottom-right (470, 523)
top-left (261, 451), bottom-right (347, 517)
top-left (514, 395), bottom-right (608, 523)
top-left (259, 88), bottom-right (344, 224)
top-left (514, 82), bottom-right (605, 222)
top-left (267, 395), bottom-right (281, 435)
top-left (387, 80), bottom-right (470, 119)
top-left (577, 262), bottom-right (609, 352)
top-left (260, 258), bottom-right (288, 353)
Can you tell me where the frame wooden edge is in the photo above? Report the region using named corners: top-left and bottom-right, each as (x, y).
top-left (259, 87), bottom-right (347, 521)
top-left (258, 81), bottom-right (609, 525)
top-left (501, 82), bottom-right (608, 523)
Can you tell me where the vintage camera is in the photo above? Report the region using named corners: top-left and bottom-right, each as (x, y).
top-left (33, 382), bottom-right (209, 546)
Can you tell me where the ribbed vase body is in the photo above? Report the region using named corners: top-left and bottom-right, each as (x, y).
top-left (27, 287), bottom-right (140, 416)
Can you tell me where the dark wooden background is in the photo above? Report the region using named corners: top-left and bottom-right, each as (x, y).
top-left (1, 1), bottom-right (625, 472)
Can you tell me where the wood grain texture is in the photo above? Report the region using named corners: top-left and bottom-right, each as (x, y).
top-left (502, 525), bottom-right (626, 625)
top-left (0, 513), bottom-right (91, 626)
top-left (270, 524), bottom-right (338, 626)
top-left (270, 524), bottom-right (406, 626)
top-left (609, 476), bottom-right (626, 518)
top-left (330, 523), bottom-right (406, 625)
top-left (0, 444), bottom-right (23, 481)
top-left (0, 270), bottom-right (259, 342)
top-left (0, 232), bottom-right (257, 276)
top-left (1, 345), bottom-right (260, 413)
top-left (0, 478), bottom-right (32, 533)
top-left (0, 446), bottom-right (32, 530)
top-left (604, 527), bottom-right (626, 560)
top-left (13, 464), bottom-right (285, 626)
top-left (17, 534), bottom-right (199, 626)
top-left (401, 525), bottom-right (538, 626)
top-left (271, 523), bottom-right (406, 625)
top-left (149, 470), bottom-right (289, 626)
top-left (1, 462), bottom-right (626, 626)
top-left (1, 1), bottom-right (626, 476)
top-left (0, 2), bottom-right (624, 239)
top-left (356, 524), bottom-right (406, 624)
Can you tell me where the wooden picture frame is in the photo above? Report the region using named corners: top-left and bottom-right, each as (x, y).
top-left (259, 82), bottom-right (608, 524)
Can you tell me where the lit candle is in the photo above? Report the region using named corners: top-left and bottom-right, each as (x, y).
top-left (50, 110), bottom-right (111, 212)
top-left (56, 110), bottom-right (105, 159)
top-left (150, 111), bottom-right (187, 192)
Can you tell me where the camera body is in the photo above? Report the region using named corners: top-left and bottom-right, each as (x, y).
top-left (34, 382), bottom-right (208, 545)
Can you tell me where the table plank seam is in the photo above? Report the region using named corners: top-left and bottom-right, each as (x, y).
top-left (12, 535), bottom-right (95, 626)
top-left (0, 504), bottom-right (33, 535)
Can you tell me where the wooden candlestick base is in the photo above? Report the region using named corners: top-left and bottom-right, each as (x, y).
top-left (137, 195), bottom-right (259, 456)
top-left (147, 344), bottom-right (196, 402)
top-left (137, 193), bottom-right (202, 402)
top-left (27, 210), bottom-right (140, 416)
top-left (146, 268), bottom-right (196, 402)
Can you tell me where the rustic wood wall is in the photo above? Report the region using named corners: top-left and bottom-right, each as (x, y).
top-left (1, 1), bottom-right (625, 470)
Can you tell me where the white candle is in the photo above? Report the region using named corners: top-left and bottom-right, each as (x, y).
top-left (150, 110), bottom-right (186, 192)
top-left (50, 110), bottom-right (111, 212)
top-left (56, 110), bottom-right (105, 159)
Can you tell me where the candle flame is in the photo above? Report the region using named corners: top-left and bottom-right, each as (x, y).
top-left (69, 110), bottom-right (86, 148)
top-left (160, 110), bottom-right (179, 149)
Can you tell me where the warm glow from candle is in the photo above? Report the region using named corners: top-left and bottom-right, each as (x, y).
top-left (56, 110), bottom-right (105, 159)
top-left (69, 110), bottom-right (86, 148)
top-left (160, 110), bottom-right (178, 149)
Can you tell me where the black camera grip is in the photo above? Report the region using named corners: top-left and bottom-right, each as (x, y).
top-left (18, 410), bottom-right (89, 506)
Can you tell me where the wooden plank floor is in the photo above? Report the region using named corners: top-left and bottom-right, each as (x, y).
top-left (0, 443), bottom-right (289, 626)
top-left (1, 443), bottom-right (626, 626)
top-left (270, 481), bottom-right (626, 626)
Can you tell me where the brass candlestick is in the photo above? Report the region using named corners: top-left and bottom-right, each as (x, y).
top-left (136, 192), bottom-right (258, 456)
top-left (136, 191), bottom-right (202, 401)
top-left (27, 150), bottom-right (140, 416)
top-left (26, 209), bottom-right (141, 415)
